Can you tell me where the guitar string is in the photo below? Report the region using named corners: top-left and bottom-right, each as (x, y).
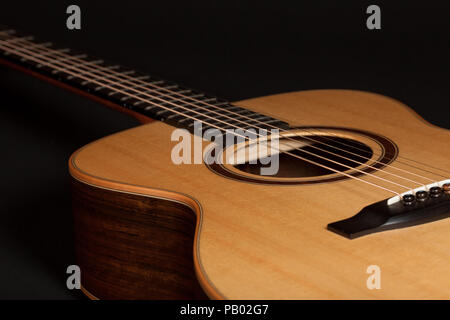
top-left (0, 35), bottom-right (446, 193)
top-left (0, 39), bottom-right (442, 193)
top-left (0, 39), bottom-right (422, 191)
top-left (0, 31), bottom-right (447, 185)
top-left (0, 39), bottom-right (406, 196)
top-left (0, 40), bottom-right (414, 196)
top-left (1, 30), bottom-right (449, 180)
top-left (5, 38), bottom-right (447, 192)
top-left (3, 39), bottom-right (437, 189)
top-left (0, 39), bottom-right (437, 192)
top-left (2, 33), bottom-right (446, 186)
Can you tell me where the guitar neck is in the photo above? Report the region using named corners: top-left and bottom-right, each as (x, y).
top-left (0, 28), bottom-right (289, 135)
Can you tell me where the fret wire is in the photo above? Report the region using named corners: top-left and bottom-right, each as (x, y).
top-left (0, 39), bottom-right (433, 189)
top-left (201, 97), bottom-right (217, 103)
top-left (1, 36), bottom-right (238, 123)
top-left (0, 40), bottom-right (259, 134)
top-left (5, 38), bottom-right (406, 188)
top-left (0, 34), bottom-right (99, 75)
top-left (30, 47), bottom-right (78, 68)
top-left (110, 76), bottom-right (151, 99)
top-left (0, 37), bottom-right (437, 189)
top-left (105, 65), bottom-right (121, 70)
top-left (93, 70), bottom-right (136, 90)
top-left (2, 33), bottom-right (448, 184)
top-left (0, 36), bottom-right (447, 185)
top-left (52, 58), bottom-right (103, 74)
top-left (121, 86), bottom-right (189, 103)
top-left (0, 32), bottom-right (443, 185)
top-left (0, 33), bottom-right (221, 115)
top-left (2, 34), bottom-right (254, 127)
top-left (1, 39), bottom-right (433, 194)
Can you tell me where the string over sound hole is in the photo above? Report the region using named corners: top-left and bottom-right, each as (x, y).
top-left (205, 127), bottom-right (398, 185)
top-left (235, 136), bottom-right (374, 178)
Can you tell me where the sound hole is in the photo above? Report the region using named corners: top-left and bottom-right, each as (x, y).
top-left (234, 136), bottom-right (374, 178)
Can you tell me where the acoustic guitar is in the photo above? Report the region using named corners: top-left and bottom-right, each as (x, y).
top-left (1, 28), bottom-right (449, 300)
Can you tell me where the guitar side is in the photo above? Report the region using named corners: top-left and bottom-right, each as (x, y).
top-left (69, 174), bottom-right (211, 299)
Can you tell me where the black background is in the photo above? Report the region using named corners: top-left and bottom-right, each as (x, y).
top-left (0, 1), bottom-right (449, 299)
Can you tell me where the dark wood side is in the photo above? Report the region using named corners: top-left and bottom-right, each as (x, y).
top-left (70, 177), bottom-right (208, 299)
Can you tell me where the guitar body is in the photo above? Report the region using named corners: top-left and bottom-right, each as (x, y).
top-left (69, 89), bottom-right (450, 299)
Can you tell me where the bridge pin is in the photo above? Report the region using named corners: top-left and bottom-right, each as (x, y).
top-left (415, 190), bottom-right (428, 201)
top-left (429, 186), bottom-right (443, 198)
top-left (443, 183), bottom-right (450, 194)
top-left (402, 194), bottom-right (415, 204)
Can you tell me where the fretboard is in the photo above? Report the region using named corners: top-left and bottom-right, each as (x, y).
top-left (0, 28), bottom-right (290, 136)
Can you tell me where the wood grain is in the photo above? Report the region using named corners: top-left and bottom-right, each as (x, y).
top-left (71, 178), bottom-right (208, 299)
top-left (70, 89), bottom-right (450, 299)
